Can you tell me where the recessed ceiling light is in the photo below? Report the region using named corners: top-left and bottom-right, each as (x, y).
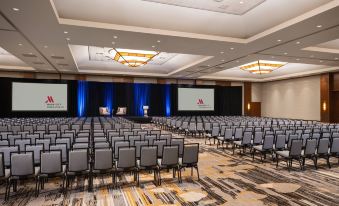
top-left (220, 51), bottom-right (224, 54)
top-left (113, 36), bottom-right (118, 39)
top-left (157, 40), bottom-right (161, 43)
top-left (230, 47), bottom-right (234, 50)
top-left (317, 25), bottom-right (322, 28)
top-left (277, 39), bottom-right (282, 42)
top-left (284, 52), bottom-right (288, 55)
top-left (18, 43), bottom-right (22, 46)
top-left (12, 8), bottom-right (20, 11)
top-left (296, 41), bottom-right (301, 44)
top-left (151, 45), bottom-right (155, 48)
top-left (207, 65), bottom-right (210, 66)
top-left (64, 31), bottom-right (68, 34)
top-left (66, 38), bottom-right (70, 41)
top-left (320, 60), bottom-right (323, 63)
top-left (271, 56), bottom-right (275, 59)
top-left (236, 60), bottom-right (239, 63)
top-left (296, 58), bottom-right (300, 61)
top-left (221, 59), bottom-right (225, 62)
top-left (29, 52), bottom-right (33, 55)
top-left (310, 55), bottom-right (314, 58)
top-left (43, 45), bottom-right (48, 48)
top-left (240, 1), bottom-right (244, 4)
top-left (335, 57), bottom-right (339, 60)
top-left (112, 41), bottom-right (115, 45)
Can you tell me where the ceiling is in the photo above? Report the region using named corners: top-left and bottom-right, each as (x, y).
top-left (0, 0), bottom-right (339, 82)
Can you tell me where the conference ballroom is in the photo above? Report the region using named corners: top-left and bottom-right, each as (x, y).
top-left (0, 0), bottom-right (339, 205)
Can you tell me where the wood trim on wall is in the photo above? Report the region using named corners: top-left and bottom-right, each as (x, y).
top-left (320, 73), bottom-right (330, 122)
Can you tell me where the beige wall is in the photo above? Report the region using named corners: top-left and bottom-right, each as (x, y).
top-left (261, 75), bottom-right (320, 121)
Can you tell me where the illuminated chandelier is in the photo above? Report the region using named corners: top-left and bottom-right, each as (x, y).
top-left (240, 60), bottom-right (286, 74)
top-left (108, 48), bottom-right (159, 68)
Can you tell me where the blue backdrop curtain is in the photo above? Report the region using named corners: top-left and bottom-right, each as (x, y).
top-left (134, 83), bottom-right (150, 116)
top-left (164, 84), bottom-right (171, 116)
top-left (104, 82), bottom-right (114, 114)
top-left (77, 80), bottom-right (88, 117)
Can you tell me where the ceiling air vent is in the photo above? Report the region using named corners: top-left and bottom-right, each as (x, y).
top-left (57, 63), bottom-right (69, 66)
top-left (32, 62), bottom-right (45, 65)
top-left (51, 55), bottom-right (65, 59)
top-left (198, 65), bottom-right (210, 68)
top-left (22, 53), bottom-right (37, 58)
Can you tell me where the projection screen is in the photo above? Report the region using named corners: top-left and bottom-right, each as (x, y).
top-left (178, 87), bottom-right (215, 111)
top-left (12, 82), bottom-right (68, 111)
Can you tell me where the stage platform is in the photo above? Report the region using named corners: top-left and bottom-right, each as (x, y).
top-left (124, 116), bottom-right (152, 123)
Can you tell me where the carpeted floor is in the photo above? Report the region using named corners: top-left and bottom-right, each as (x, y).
top-left (1, 125), bottom-right (339, 206)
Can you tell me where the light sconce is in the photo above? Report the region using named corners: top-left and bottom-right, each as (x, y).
top-left (322, 102), bottom-right (327, 111)
top-left (247, 103), bottom-right (251, 111)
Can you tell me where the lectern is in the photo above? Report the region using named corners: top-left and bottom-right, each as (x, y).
top-left (143, 105), bottom-right (149, 117)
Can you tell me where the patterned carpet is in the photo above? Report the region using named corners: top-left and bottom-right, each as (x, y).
top-left (1, 125), bottom-right (339, 206)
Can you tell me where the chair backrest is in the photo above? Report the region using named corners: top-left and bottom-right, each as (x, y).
top-left (289, 139), bottom-right (303, 157)
top-left (61, 133), bottom-right (74, 143)
top-left (211, 127), bottom-right (219, 137)
top-left (56, 137), bottom-right (71, 149)
top-left (128, 135), bottom-right (141, 146)
top-left (14, 138), bottom-right (31, 152)
top-left (196, 122), bottom-right (204, 131)
top-left (114, 140), bottom-right (130, 158)
top-left (159, 134), bottom-right (172, 144)
top-left (140, 146), bottom-right (157, 167)
top-left (10, 152), bottom-right (34, 176)
top-left (330, 137), bottom-right (339, 154)
top-left (242, 131), bottom-right (252, 145)
top-left (94, 141), bottom-right (110, 149)
top-left (40, 150), bottom-right (62, 174)
top-left (68, 149), bottom-right (88, 172)
top-left (44, 134), bottom-right (57, 144)
top-left (94, 148), bottom-right (113, 170)
top-left (287, 134), bottom-right (299, 148)
top-left (36, 138), bottom-right (51, 150)
top-left (234, 128), bottom-right (243, 139)
top-left (27, 134), bottom-right (40, 144)
top-left (161, 145), bottom-right (179, 166)
top-left (50, 143), bottom-right (68, 163)
top-left (182, 144), bottom-right (199, 165)
top-left (150, 130), bottom-right (161, 138)
top-left (8, 134), bottom-right (22, 146)
top-left (123, 131), bottom-right (134, 140)
top-left (304, 138), bottom-right (317, 155)
top-left (25, 144), bottom-right (44, 165)
top-left (145, 135), bottom-right (156, 145)
top-left (0, 152), bottom-right (4, 177)
top-left (0, 145), bottom-right (19, 167)
top-left (263, 135), bottom-right (274, 150)
top-left (275, 134), bottom-right (286, 150)
top-left (72, 143), bottom-right (89, 149)
top-left (135, 140), bottom-right (149, 159)
top-left (317, 138), bottom-right (330, 154)
top-left (137, 131), bottom-right (148, 140)
top-left (110, 136), bottom-right (125, 148)
top-left (153, 139), bottom-right (167, 157)
top-left (117, 146), bottom-right (136, 168)
top-left (0, 140), bottom-right (9, 146)
top-left (253, 132), bottom-right (263, 144)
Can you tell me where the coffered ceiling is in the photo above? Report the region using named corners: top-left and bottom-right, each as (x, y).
top-left (0, 0), bottom-right (339, 82)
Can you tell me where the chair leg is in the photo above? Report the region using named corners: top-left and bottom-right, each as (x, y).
top-left (195, 166), bottom-right (200, 180)
top-left (5, 179), bottom-right (11, 201)
top-left (298, 158), bottom-right (303, 170)
top-left (314, 157), bottom-right (318, 170)
top-left (158, 170), bottom-right (161, 186)
top-left (35, 176), bottom-right (40, 197)
top-left (327, 156), bottom-right (331, 169)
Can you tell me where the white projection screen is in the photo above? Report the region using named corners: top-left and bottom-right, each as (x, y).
top-left (178, 88), bottom-right (215, 111)
top-left (12, 82), bottom-right (68, 111)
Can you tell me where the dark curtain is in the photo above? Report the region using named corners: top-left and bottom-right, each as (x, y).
top-left (0, 77), bottom-right (243, 117)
